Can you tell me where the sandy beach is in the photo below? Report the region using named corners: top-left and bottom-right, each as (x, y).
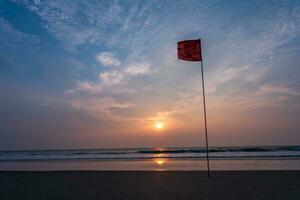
top-left (0, 171), bottom-right (299, 200)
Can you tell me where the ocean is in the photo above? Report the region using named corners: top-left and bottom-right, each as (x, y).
top-left (1, 146), bottom-right (300, 171)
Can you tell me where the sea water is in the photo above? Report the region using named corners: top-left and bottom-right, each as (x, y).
top-left (0, 146), bottom-right (300, 170)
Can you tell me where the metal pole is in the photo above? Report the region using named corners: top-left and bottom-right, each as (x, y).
top-left (200, 60), bottom-right (210, 177)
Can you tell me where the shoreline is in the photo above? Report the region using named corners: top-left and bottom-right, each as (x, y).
top-left (1, 159), bottom-right (300, 171)
top-left (1, 156), bottom-right (300, 162)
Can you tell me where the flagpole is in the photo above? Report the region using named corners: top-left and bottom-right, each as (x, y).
top-left (200, 59), bottom-right (210, 177)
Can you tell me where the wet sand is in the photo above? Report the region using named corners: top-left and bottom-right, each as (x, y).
top-left (0, 171), bottom-right (300, 200)
top-left (1, 159), bottom-right (300, 171)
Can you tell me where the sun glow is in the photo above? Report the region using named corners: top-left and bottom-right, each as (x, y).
top-left (154, 122), bottom-right (164, 130)
top-left (154, 158), bottom-right (167, 166)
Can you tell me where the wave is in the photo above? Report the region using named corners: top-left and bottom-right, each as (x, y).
top-left (0, 155), bottom-right (299, 162)
top-left (0, 146), bottom-right (299, 161)
top-left (137, 146), bottom-right (300, 154)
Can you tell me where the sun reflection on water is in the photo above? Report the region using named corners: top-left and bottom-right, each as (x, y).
top-left (154, 158), bottom-right (168, 167)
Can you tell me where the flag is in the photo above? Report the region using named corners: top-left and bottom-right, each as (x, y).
top-left (177, 39), bottom-right (202, 61)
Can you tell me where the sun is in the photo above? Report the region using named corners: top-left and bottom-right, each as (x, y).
top-left (154, 122), bottom-right (164, 130)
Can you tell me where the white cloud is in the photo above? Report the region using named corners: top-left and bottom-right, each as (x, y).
top-left (124, 63), bottom-right (150, 76)
top-left (68, 62), bottom-right (150, 94)
top-left (99, 70), bottom-right (124, 86)
top-left (69, 96), bottom-right (135, 120)
top-left (206, 66), bottom-right (249, 94)
top-left (245, 66), bottom-right (270, 82)
top-left (33, 0), bottom-right (41, 6)
top-left (20, 1), bottom-right (124, 51)
top-left (259, 85), bottom-right (300, 97)
top-left (37, 0), bottom-right (300, 122)
top-left (96, 52), bottom-right (120, 67)
top-left (65, 81), bottom-right (103, 95)
top-left (65, 62), bottom-right (151, 120)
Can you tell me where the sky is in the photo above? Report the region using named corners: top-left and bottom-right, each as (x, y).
top-left (0, 0), bottom-right (300, 150)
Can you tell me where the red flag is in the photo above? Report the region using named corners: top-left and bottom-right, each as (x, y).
top-left (177, 39), bottom-right (202, 61)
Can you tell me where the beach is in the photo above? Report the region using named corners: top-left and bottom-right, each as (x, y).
top-left (1, 147), bottom-right (299, 199)
top-left (1, 171), bottom-right (300, 200)
top-left (1, 147), bottom-right (300, 199)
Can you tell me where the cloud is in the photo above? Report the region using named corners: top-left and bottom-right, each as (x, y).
top-left (69, 96), bottom-right (135, 120)
top-left (16, 1), bottom-right (123, 51)
top-left (100, 70), bottom-right (124, 86)
top-left (65, 62), bottom-right (151, 120)
top-left (124, 63), bottom-right (150, 76)
top-left (96, 52), bottom-right (120, 67)
top-left (258, 85), bottom-right (300, 97)
top-left (206, 66), bottom-right (249, 93)
top-left (67, 62), bottom-right (150, 94)
top-left (0, 17), bottom-right (40, 54)
top-left (9, 0), bottom-right (300, 124)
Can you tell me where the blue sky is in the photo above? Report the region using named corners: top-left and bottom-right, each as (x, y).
top-left (0, 0), bottom-right (300, 150)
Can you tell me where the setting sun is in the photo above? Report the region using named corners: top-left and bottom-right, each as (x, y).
top-left (154, 122), bottom-right (164, 130)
